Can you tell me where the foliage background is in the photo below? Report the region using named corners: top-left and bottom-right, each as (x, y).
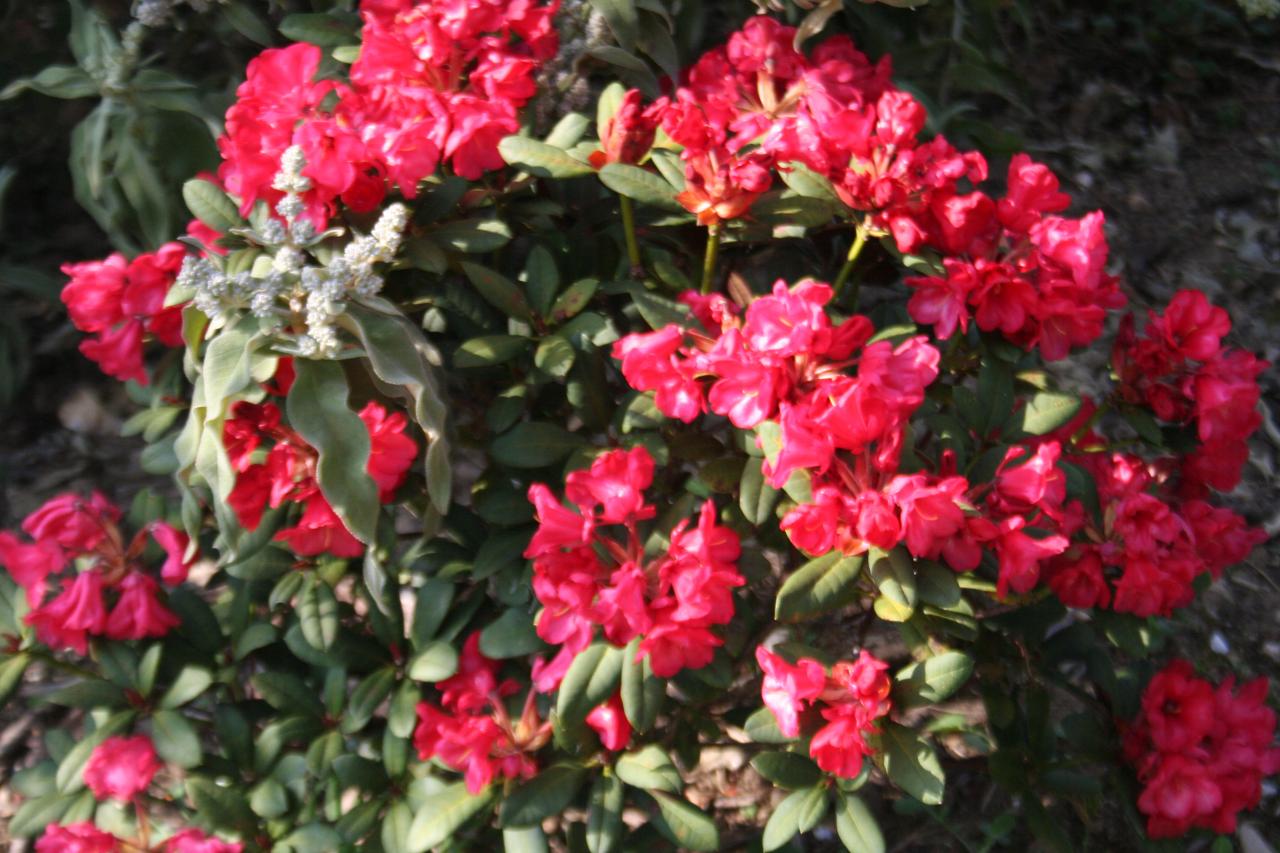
top-left (0, 0), bottom-right (1277, 847)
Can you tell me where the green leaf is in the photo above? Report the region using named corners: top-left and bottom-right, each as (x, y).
top-left (1121, 406), bottom-right (1164, 446)
top-left (341, 666), bottom-right (397, 734)
top-left (287, 359), bottom-right (379, 544)
top-left (0, 65), bottom-right (96, 100)
top-left (744, 707), bottom-right (794, 744)
top-left (461, 261), bottom-right (534, 322)
top-left (750, 752), bottom-right (822, 790)
top-left (649, 791), bottom-right (719, 852)
top-left (586, 46), bottom-right (661, 98)
top-left (834, 793), bottom-right (885, 853)
top-left (186, 777), bottom-right (257, 833)
top-left (775, 552), bottom-right (865, 621)
top-left (430, 218), bottom-right (512, 253)
top-left (1015, 391), bottom-right (1080, 436)
top-left (550, 277), bottom-right (600, 323)
top-left (298, 577), bottom-right (341, 651)
top-left (151, 709), bottom-right (202, 768)
top-left (279, 12), bottom-right (358, 46)
top-left (382, 800), bottom-right (413, 853)
top-left (867, 547), bottom-right (917, 611)
top-left (586, 773), bottom-right (624, 853)
top-left (778, 162), bottom-right (842, 203)
top-left (455, 335), bottom-right (531, 368)
top-left (545, 112), bottom-right (591, 149)
top-left (620, 637), bottom-right (662, 733)
top-left (251, 671), bottom-right (324, 718)
top-left (500, 764), bottom-right (588, 827)
top-left (159, 665), bottom-right (214, 710)
top-left (182, 178), bottom-right (240, 234)
top-left (480, 608), bottom-right (546, 659)
top-left (0, 653), bottom-right (28, 707)
top-left (556, 642), bottom-right (625, 732)
top-left (408, 783), bottom-right (496, 852)
top-left (250, 778), bottom-right (289, 819)
top-left (411, 578), bottom-right (455, 648)
top-left (341, 304), bottom-right (451, 513)
top-left (44, 678), bottom-right (126, 709)
top-left (598, 164), bottom-right (683, 212)
top-left (588, 0), bottom-right (639, 51)
top-left (409, 639), bottom-right (460, 682)
top-left (976, 359), bottom-right (1014, 436)
top-left (763, 786), bottom-right (828, 851)
top-left (616, 745), bottom-right (682, 794)
top-left (739, 458), bottom-right (781, 525)
top-left (491, 421), bottom-right (588, 468)
top-left (893, 652), bottom-right (975, 707)
top-left (498, 136), bottom-right (594, 179)
top-left (915, 560), bottom-right (962, 609)
top-left (878, 722), bottom-right (945, 805)
top-left (56, 710), bottom-right (134, 792)
top-left (504, 826), bottom-right (549, 853)
top-left (535, 335), bottom-right (576, 378)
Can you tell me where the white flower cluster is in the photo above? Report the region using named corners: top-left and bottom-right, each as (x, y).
top-left (178, 146), bottom-right (409, 358)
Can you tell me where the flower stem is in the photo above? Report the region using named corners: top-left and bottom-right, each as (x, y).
top-left (700, 224), bottom-right (721, 294)
top-left (832, 227), bottom-right (868, 304)
top-left (619, 195), bottom-right (643, 278)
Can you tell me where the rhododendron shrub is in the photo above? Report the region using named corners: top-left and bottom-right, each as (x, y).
top-left (1, 4), bottom-right (1273, 851)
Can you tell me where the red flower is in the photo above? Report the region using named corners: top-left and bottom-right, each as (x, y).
top-left (165, 830), bottom-right (244, 853)
top-left (1142, 660), bottom-right (1215, 753)
top-left (274, 495), bottom-right (365, 558)
top-left (82, 734), bottom-right (161, 802)
top-left (591, 89), bottom-right (667, 169)
top-left (36, 823), bottom-right (120, 853)
top-left (586, 693), bottom-right (633, 751)
top-left (104, 573), bottom-right (180, 641)
top-left (0, 531), bottom-right (65, 607)
top-left (23, 491), bottom-right (120, 554)
top-left (756, 646), bottom-right (825, 739)
top-left (25, 570), bottom-right (109, 654)
top-left (149, 521), bottom-right (194, 585)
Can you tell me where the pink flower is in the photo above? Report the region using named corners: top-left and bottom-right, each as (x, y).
top-left (23, 492), bottom-right (120, 554)
top-left (1137, 755), bottom-right (1222, 839)
top-left (756, 646), bottom-right (825, 738)
top-left (36, 823), bottom-right (120, 853)
top-left (0, 531), bottom-right (65, 607)
top-left (586, 694), bottom-right (633, 751)
top-left (25, 570), bottom-right (109, 654)
top-left (149, 522), bottom-right (194, 585)
top-left (1142, 660), bottom-right (1215, 753)
top-left (997, 154), bottom-right (1070, 233)
top-left (274, 495), bottom-right (365, 558)
top-left (165, 830), bottom-right (244, 853)
top-left (993, 517), bottom-right (1068, 598)
top-left (359, 402), bottom-right (418, 501)
top-left (104, 573), bottom-right (180, 641)
top-left (83, 734), bottom-right (161, 802)
top-left (565, 447), bottom-right (655, 525)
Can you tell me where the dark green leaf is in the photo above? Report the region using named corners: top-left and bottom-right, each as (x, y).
top-left (620, 637), bottom-right (662, 733)
top-left (878, 722), bottom-right (945, 805)
top-left (834, 792), bottom-right (885, 853)
top-left (893, 652), bottom-right (975, 707)
top-left (182, 178), bottom-right (241, 234)
top-left (186, 777), bottom-right (257, 833)
top-left (408, 639), bottom-right (459, 682)
top-left (159, 665), bottom-right (214, 709)
top-left (739, 458), bottom-right (781, 525)
top-left (287, 360), bottom-right (378, 544)
top-left (0, 65), bottom-right (96, 100)
top-left (279, 12), bottom-right (358, 46)
top-left (598, 164), bottom-right (683, 212)
top-left (588, 0), bottom-right (639, 51)
top-left (535, 335), bottom-right (576, 378)
top-left (750, 751), bottom-right (822, 790)
top-left (503, 826), bottom-right (549, 853)
top-left (461, 261), bottom-right (534, 322)
top-left (480, 608), bottom-right (546, 659)
top-left (649, 791), bottom-right (718, 852)
top-left (556, 642), bottom-right (625, 732)
top-left (744, 707), bottom-right (794, 744)
top-left (616, 745), bottom-right (681, 794)
top-left (298, 577), bottom-right (341, 651)
top-left (867, 548), bottom-right (917, 610)
top-left (341, 666), bottom-right (397, 733)
top-left (763, 786), bottom-right (828, 851)
top-left (151, 709), bottom-right (202, 768)
top-left (775, 552), bottom-right (865, 621)
top-left (491, 422), bottom-right (588, 468)
top-left (498, 136), bottom-right (593, 179)
top-left (251, 671), bottom-right (324, 718)
top-left (551, 278), bottom-right (600, 323)
top-left (455, 335), bottom-right (530, 368)
top-left (430, 218), bottom-right (512, 253)
top-left (500, 764), bottom-right (588, 827)
top-left (586, 773), bottom-right (624, 853)
top-left (1015, 392), bottom-right (1081, 436)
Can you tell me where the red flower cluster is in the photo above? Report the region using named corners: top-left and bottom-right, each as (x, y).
top-left (1122, 660), bottom-right (1280, 839)
top-left (1113, 289), bottom-right (1267, 493)
top-left (756, 646), bottom-right (891, 778)
top-left (1042, 446), bottom-right (1265, 617)
top-left (219, 0), bottom-right (557, 224)
top-left (38, 823), bottom-right (242, 853)
top-left (0, 493), bottom-right (193, 653)
top-left (590, 89), bottom-right (665, 170)
top-left (83, 734), bottom-right (160, 802)
top-left (525, 446), bottom-right (744, 688)
top-left (224, 385), bottom-right (416, 558)
top-left (615, 280), bottom-right (1073, 596)
top-left (60, 242), bottom-right (188, 384)
top-left (902, 159), bottom-right (1126, 361)
top-left (413, 633), bottom-right (550, 794)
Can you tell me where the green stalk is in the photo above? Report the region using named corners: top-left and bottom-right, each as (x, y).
top-left (700, 224), bottom-right (721, 295)
top-left (619, 195), bottom-right (643, 277)
top-left (832, 227), bottom-right (868, 304)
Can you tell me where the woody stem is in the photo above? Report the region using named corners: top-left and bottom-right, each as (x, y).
top-left (619, 195), bottom-right (643, 277)
top-left (832, 226), bottom-right (868, 304)
top-left (700, 224), bottom-right (721, 295)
